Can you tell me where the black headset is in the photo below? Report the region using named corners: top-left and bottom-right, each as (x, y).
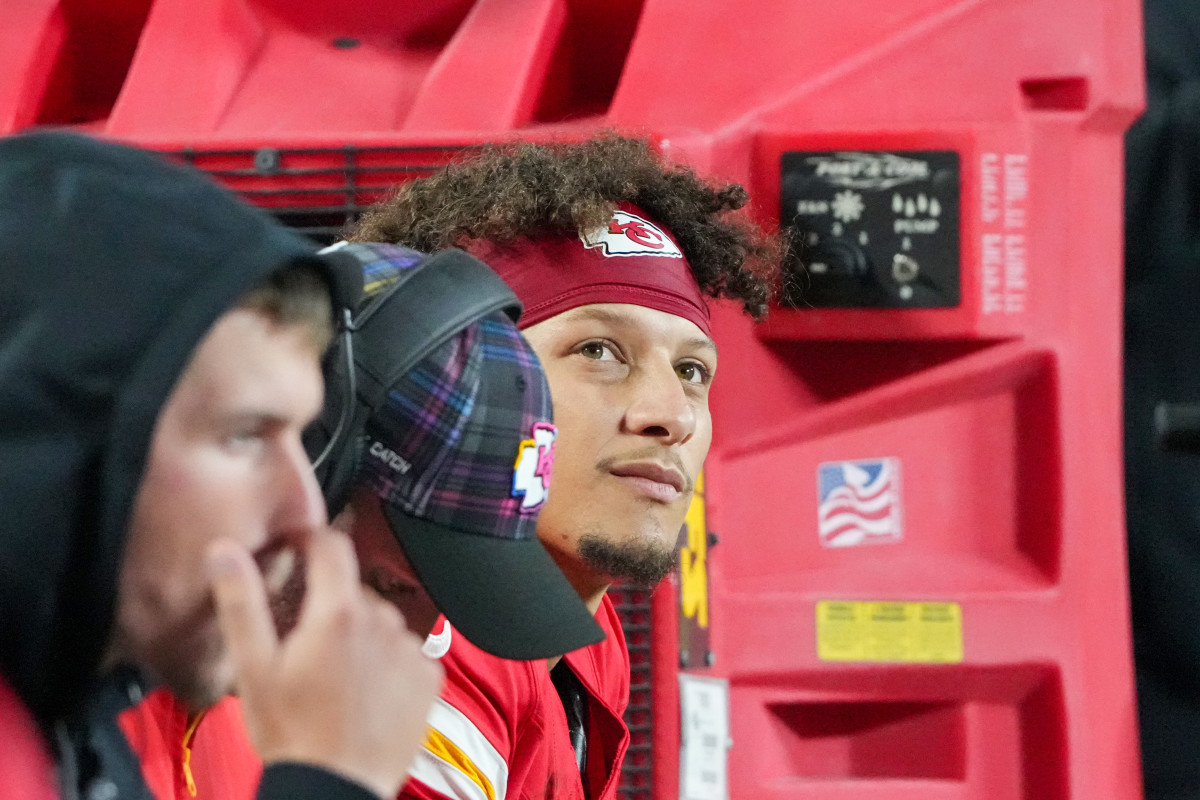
top-left (304, 247), bottom-right (522, 516)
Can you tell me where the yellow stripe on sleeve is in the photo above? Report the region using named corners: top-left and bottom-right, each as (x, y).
top-left (407, 698), bottom-right (509, 800)
top-left (422, 728), bottom-right (496, 800)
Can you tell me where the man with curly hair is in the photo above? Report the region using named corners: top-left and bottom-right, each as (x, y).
top-left (346, 135), bottom-right (777, 800)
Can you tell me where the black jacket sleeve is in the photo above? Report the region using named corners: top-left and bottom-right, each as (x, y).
top-left (257, 763), bottom-right (382, 800)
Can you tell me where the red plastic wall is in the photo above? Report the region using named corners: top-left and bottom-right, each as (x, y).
top-left (0, 2), bottom-right (1145, 798)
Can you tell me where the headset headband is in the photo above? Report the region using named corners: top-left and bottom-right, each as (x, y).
top-left (305, 247), bottom-right (522, 514)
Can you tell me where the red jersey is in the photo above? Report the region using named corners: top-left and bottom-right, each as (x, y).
top-left (122, 595), bottom-right (629, 800)
top-left (404, 594), bottom-right (630, 800)
top-left (118, 690), bottom-right (260, 800)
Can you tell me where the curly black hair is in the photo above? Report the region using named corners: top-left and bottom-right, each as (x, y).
top-left (347, 135), bottom-right (780, 319)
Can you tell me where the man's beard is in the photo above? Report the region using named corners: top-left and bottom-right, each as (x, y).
top-left (578, 532), bottom-right (678, 588)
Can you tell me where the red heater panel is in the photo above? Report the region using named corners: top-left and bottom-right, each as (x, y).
top-left (0, 2), bottom-right (1144, 798)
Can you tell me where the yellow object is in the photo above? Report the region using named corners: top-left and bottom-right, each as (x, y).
top-left (679, 472), bottom-right (708, 628)
top-left (816, 600), bottom-right (963, 663)
top-left (181, 711), bottom-right (206, 797)
top-left (423, 727), bottom-right (498, 800)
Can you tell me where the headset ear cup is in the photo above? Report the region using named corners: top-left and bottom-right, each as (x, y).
top-left (323, 403), bottom-right (368, 518)
top-left (304, 337), bottom-right (352, 507)
top-left (304, 331), bottom-right (376, 519)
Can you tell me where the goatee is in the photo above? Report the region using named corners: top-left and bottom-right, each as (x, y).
top-left (578, 534), bottom-right (678, 587)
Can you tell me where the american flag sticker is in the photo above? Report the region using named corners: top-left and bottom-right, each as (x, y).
top-left (817, 458), bottom-right (903, 548)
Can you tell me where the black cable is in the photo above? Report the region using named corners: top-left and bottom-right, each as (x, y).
top-left (311, 308), bottom-right (358, 471)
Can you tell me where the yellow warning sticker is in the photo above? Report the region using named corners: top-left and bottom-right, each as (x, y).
top-left (816, 600), bottom-right (963, 663)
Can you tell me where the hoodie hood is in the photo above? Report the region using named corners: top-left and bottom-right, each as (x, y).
top-left (0, 131), bottom-right (350, 726)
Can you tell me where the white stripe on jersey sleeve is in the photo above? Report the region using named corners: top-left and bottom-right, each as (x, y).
top-left (407, 697), bottom-right (510, 800)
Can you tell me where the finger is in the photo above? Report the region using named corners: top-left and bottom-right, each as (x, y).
top-left (207, 538), bottom-right (278, 682)
top-left (298, 527), bottom-right (361, 620)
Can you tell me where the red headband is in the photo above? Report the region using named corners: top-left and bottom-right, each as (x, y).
top-left (467, 204), bottom-right (712, 337)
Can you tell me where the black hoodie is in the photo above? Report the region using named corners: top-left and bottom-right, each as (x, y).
top-left (0, 132), bottom-right (369, 800)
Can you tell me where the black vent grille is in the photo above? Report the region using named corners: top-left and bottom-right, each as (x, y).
top-left (182, 143), bottom-right (657, 800)
top-left (609, 587), bottom-right (654, 800)
top-left (176, 144), bottom-right (472, 245)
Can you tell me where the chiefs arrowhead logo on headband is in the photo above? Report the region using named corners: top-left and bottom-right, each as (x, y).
top-left (581, 209), bottom-right (684, 258)
top-left (467, 203), bottom-right (712, 338)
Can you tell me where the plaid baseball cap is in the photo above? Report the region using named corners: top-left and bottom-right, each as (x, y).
top-left (345, 246), bottom-right (605, 660)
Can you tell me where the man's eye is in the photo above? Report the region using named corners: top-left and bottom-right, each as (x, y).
top-left (224, 428), bottom-right (263, 450)
top-left (370, 575), bottom-right (417, 604)
top-left (577, 341), bottom-right (617, 361)
top-left (676, 361), bottom-right (711, 385)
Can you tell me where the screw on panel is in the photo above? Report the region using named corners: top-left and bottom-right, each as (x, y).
top-left (680, 651), bottom-right (690, 669)
top-left (704, 651), bottom-right (715, 667)
top-left (254, 148), bottom-right (281, 174)
top-left (707, 531), bottom-right (719, 548)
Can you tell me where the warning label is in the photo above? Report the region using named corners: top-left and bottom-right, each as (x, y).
top-left (816, 600), bottom-right (963, 663)
top-left (980, 153), bottom-right (1028, 315)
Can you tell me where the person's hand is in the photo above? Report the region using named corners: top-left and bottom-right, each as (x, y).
top-left (207, 529), bottom-right (442, 799)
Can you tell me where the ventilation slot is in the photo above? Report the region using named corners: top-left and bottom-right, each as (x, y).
top-left (769, 700), bottom-right (966, 779)
top-left (1020, 77), bottom-right (1089, 112)
top-left (528, 0), bottom-right (644, 124)
top-left (34, 0), bottom-right (153, 125)
top-left (178, 144), bottom-right (472, 246)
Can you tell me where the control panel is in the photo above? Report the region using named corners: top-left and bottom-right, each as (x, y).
top-left (780, 150), bottom-right (961, 308)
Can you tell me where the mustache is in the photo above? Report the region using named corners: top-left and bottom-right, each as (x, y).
top-left (595, 447), bottom-right (695, 494)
